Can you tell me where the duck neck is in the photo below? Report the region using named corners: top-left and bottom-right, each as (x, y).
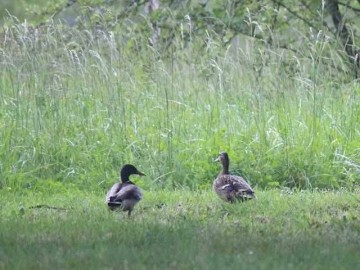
top-left (120, 171), bottom-right (130, 183)
top-left (221, 163), bottom-right (230, 174)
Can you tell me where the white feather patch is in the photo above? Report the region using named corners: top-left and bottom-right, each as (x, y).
top-left (220, 184), bottom-right (231, 190)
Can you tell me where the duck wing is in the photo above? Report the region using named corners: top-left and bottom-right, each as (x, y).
top-left (115, 184), bottom-right (143, 201)
top-left (106, 182), bottom-right (123, 203)
top-left (214, 174), bottom-right (254, 202)
top-left (228, 175), bottom-right (253, 193)
top-left (106, 183), bottom-right (143, 203)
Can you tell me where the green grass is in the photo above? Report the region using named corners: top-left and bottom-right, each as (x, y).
top-left (0, 20), bottom-right (360, 191)
top-left (0, 189), bottom-right (359, 269)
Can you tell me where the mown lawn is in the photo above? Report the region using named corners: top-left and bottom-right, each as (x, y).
top-left (0, 189), bottom-right (359, 269)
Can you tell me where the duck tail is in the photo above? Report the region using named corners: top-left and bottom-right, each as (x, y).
top-left (237, 189), bottom-right (255, 199)
top-left (107, 201), bottom-right (122, 207)
top-left (107, 201), bottom-right (123, 211)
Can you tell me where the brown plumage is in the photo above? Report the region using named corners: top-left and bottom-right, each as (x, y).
top-left (106, 164), bottom-right (145, 216)
top-left (213, 152), bottom-right (255, 203)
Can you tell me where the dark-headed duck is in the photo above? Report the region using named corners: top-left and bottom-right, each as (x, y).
top-left (106, 164), bottom-right (145, 216)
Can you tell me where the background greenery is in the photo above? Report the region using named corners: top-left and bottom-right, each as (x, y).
top-left (1, 2), bottom-right (359, 269)
top-left (1, 0), bottom-right (360, 192)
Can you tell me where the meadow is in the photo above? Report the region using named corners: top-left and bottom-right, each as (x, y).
top-left (0, 18), bottom-right (359, 269)
top-left (0, 19), bottom-right (360, 191)
top-left (0, 189), bottom-right (359, 269)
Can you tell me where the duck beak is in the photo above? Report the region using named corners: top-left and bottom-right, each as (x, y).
top-left (137, 170), bottom-right (146, 176)
top-left (214, 157), bottom-right (220, 162)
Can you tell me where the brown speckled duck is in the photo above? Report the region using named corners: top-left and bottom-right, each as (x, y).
top-left (106, 164), bottom-right (145, 216)
top-left (213, 152), bottom-right (255, 202)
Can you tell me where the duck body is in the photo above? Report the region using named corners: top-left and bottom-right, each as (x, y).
top-left (106, 164), bottom-right (145, 216)
top-left (213, 152), bottom-right (255, 203)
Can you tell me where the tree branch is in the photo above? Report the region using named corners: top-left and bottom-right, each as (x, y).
top-left (272, 0), bottom-right (318, 30)
top-left (338, 1), bottom-right (360, 12)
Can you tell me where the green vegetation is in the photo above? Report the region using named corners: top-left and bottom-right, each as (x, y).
top-left (0, 189), bottom-right (359, 269)
top-left (1, 2), bottom-right (360, 269)
top-left (0, 17), bottom-right (360, 191)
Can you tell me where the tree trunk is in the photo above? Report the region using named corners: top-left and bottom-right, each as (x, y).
top-left (326, 0), bottom-right (359, 76)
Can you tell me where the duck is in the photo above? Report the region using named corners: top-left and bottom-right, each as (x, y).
top-left (213, 152), bottom-right (255, 202)
top-left (106, 164), bottom-right (145, 216)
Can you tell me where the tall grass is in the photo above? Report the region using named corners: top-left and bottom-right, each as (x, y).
top-left (0, 18), bottom-right (359, 192)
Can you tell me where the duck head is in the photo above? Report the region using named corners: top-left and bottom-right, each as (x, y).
top-left (120, 164), bottom-right (145, 182)
top-left (215, 152), bottom-right (230, 173)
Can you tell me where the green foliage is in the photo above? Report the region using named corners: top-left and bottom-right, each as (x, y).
top-left (1, 1), bottom-right (360, 191)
